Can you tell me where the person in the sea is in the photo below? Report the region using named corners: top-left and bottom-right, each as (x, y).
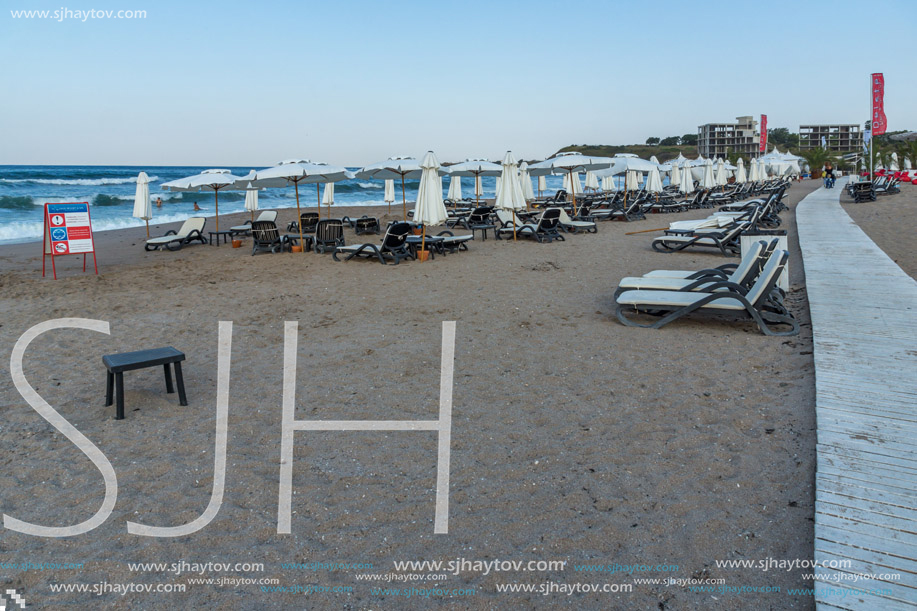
top-left (156, 197), bottom-right (162, 208)
top-left (193, 202), bottom-right (201, 211)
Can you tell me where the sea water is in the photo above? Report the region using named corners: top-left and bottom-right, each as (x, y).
top-left (0, 165), bottom-right (610, 245)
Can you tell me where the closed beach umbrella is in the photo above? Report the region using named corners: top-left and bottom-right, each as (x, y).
top-left (670, 162), bottom-right (682, 187)
top-left (244, 160), bottom-right (354, 250)
top-left (571, 171), bottom-right (584, 194)
top-left (447, 159), bottom-right (502, 205)
top-left (584, 170), bottom-right (600, 191)
top-left (601, 176), bottom-right (615, 191)
top-left (243, 183), bottom-right (259, 221)
top-left (384, 179), bottom-right (395, 213)
top-left (519, 161), bottom-right (535, 201)
top-left (447, 175), bottom-right (462, 201)
top-left (412, 151), bottom-right (448, 260)
top-left (537, 175), bottom-right (546, 197)
top-left (496, 176), bottom-right (503, 194)
top-left (322, 182), bottom-right (334, 216)
top-left (161, 169), bottom-right (245, 232)
top-left (715, 158), bottom-right (728, 189)
top-left (495, 151), bottom-right (527, 240)
top-left (132, 171), bottom-right (152, 237)
top-left (680, 168), bottom-right (694, 195)
top-left (529, 152), bottom-right (612, 215)
top-left (645, 166), bottom-right (663, 199)
top-left (625, 170), bottom-right (640, 191)
top-left (699, 159), bottom-right (716, 189)
top-left (735, 159), bottom-right (747, 183)
top-left (748, 159), bottom-right (758, 182)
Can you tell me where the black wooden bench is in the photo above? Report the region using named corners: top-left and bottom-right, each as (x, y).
top-left (103, 347), bottom-right (187, 420)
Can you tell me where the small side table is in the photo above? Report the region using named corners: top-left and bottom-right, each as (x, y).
top-left (103, 347), bottom-right (188, 420)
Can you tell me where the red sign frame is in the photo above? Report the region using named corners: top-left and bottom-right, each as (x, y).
top-left (871, 73), bottom-right (886, 136)
top-left (42, 202), bottom-right (99, 279)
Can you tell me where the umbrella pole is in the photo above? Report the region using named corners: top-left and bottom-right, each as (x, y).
top-left (401, 174), bottom-right (407, 220)
top-left (421, 225), bottom-right (426, 262)
top-left (145, 219), bottom-right (149, 238)
top-left (570, 170), bottom-right (579, 216)
top-left (512, 214), bottom-right (517, 241)
top-left (316, 183), bottom-right (321, 220)
top-left (295, 181), bottom-right (305, 253)
top-left (215, 190), bottom-right (219, 232)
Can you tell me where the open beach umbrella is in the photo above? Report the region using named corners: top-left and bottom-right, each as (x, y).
top-left (245, 160), bottom-right (354, 250)
top-left (495, 151), bottom-right (527, 240)
top-left (243, 183), bottom-right (259, 221)
top-left (161, 169), bottom-right (245, 232)
top-left (412, 151), bottom-right (448, 260)
top-left (447, 159), bottom-right (502, 205)
top-left (132, 171), bottom-right (152, 237)
top-left (447, 175), bottom-right (462, 201)
top-left (358, 157), bottom-right (447, 219)
top-left (519, 161), bottom-right (536, 201)
top-left (699, 159), bottom-right (716, 190)
top-left (384, 179), bottom-right (395, 213)
top-left (322, 182), bottom-right (334, 216)
top-left (529, 152), bottom-right (612, 215)
top-left (735, 158), bottom-right (747, 184)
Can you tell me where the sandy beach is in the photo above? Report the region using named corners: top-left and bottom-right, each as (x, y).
top-left (0, 180), bottom-right (858, 609)
top-left (841, 182), bottom-right (917, 279)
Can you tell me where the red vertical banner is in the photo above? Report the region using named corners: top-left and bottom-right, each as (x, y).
top-left (759, 114), bottom-right (767, 152)
top-left (871, 73), bottom-right (886, 135)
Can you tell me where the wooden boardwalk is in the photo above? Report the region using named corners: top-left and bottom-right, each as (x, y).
top-left (796, 181), bottom-right (917, 610)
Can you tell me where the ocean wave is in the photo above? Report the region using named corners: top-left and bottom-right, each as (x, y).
top-left (0, 195), bottom-right (36, 210)
top-left (0, 212), bottom-right (199, 244)
top-left (0, 176), bottom-right (160, 186)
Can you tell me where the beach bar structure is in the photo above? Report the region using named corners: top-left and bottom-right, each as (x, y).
top-left (798, 124), bottom-right (863, 153)
top-left (697, 116), bottom-right (761, 160)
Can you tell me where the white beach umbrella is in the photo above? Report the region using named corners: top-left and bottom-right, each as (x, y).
top-left (496, 176), bottom-right (503, 194)
top-left (245, 160), bottom-right (354, 249)
top-left (584, 170), bottom-right (600, 191)
top-left (132, 171), bottom-right (152, 237)
top-left (749, 159), bottom-right (759, 182)
top-left (537, 175), bottom-right (547, 197)
top-left (699, 159), bottom-right (716, 189)
top-left (447, 175), bottom-right (462, 201)
top-left (519, 161), bottom-right (536, 201)
top-left (322, 182), bottom-right (334, 216)
top-left (680, 167), bottom-right (694, 195)
top-left (571, 171), bottom-right (584, 195)
top-left (715, 158), bottom-right (728, 188)
top-left (243, 183), bottom-right (259, 221)
top-left (447, 159), bottom-right (502, 205)
top-left (357, 156), bottom-right (446, 220)
top-left (601, 176), bottom-right (616, 191)
top-left (495, 151), bottom-right (526, 240)
top-left (890, 152), bottom-right (900, 172)
top-left (670, 162), bottom-right (682, 187)
top-left (384, 178), bottom-right (395, 213)
top-left (905, 157), bottom-right (913, 170)
top-left (625, 170), bottom-right (640, 192)
top-left (161, 169), bottom-right (246, 232)
top-left (645, 166), bottom-right (663, 196)
top-left (529, 152), bottom-right (612, 215)
top-left (735, 158), bottom-right (747, 183)
top-left (412, 151), bottom-right (448, 259)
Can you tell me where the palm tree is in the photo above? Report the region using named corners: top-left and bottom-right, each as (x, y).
top-left (800, 147), bottom-right (837, 179)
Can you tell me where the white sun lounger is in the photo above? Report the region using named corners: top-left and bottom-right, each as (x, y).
top-left (144, 217), bottom-right (207, 251)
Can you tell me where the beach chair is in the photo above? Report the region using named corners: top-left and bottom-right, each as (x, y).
top-left (287, 212), bottom-right (319, 233)
top-left (641, 239), bottom-right (780, 281)
top-left (450, 206), bottom-right (496, 240)
top-left (354, 216), bottom-right (381, 235)
top-left (614, 240), bottom-right (769, 298)
top-left (557, 209), bottom-right (597, 233)
top-left (332, 222), bottom-right (414, 264)
top-left (435, 230), bottom-right (474, 253)
top-left (651, 219), bottom-right (750, 257)
top-left (616, 250), bottom-right (798, 336)
top-left (230, 210), bottom-right (277, 235)
top-left (251, 220), bottom-right (303, 255)
top-left (495, 207), bottom-right (565, 243)
top-left (144, 217), bottom-right (207, 251)
top-left (313, 219), bottom-right (345, 253)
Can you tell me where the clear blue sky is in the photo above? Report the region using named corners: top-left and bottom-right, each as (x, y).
top-left (2, 0), bottom-right (914, 166)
